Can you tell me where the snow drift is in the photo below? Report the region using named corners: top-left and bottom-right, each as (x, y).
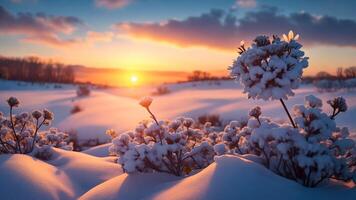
top-left (79, 155), bottom-right (356, 200)
top-left (0, 148), bottom-right (122, 200)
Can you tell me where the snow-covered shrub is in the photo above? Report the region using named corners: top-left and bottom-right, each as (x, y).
top-left (229, 31), bottom-right (308, 100)
top-left (227, 32), bottom-right (355, 187)
top-left (34, 128), bottom-right (73, 160)
top-left (218, 96), bottom-right (356, 187)
top-left (70, 104), bottom-right (83, 114)
top-left (197, 114), bottom-right (222, 127)
top-left (109, 97), bottom-right (218, 176)
top-left (152, 85), bottom-right (170, 96)
top-left (0, 97), bottom-right (72, 156)
top-left (76, 85), bottom-right (91, 97)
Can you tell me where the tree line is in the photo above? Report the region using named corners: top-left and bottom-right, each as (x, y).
top-left (314, 66), bottom-right (356, 80)
top-left (0, 56), bottom-right (75, 83)
top-left (187, 70), bottom-right (230, 82)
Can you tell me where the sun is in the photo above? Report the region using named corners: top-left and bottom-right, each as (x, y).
top-left (130, 75), bottom-right (138, 84)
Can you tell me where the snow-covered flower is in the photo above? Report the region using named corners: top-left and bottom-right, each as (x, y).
top-left (218, 96), bottom-right (355, 187)
top-left (110, 117), bottom-right (219, 176)
top-left (183, 118), bottom-right (194, 128)
top-left (32, 110), bottom-right (42, 120)
top-left (249, 106), bottom-right (261, 119)
top-left (7, 96), bottom-right (19, 107)
top-left (0, 97), bottom-right (69, 156)
top-left (328, 96), bottom-right (347, 113)
top-left (139, 96), bottom-right (153, 108)
top-left (305, 95), bottom-right (322, 108)
top-left (43, 109), bottom-right (54, 121)
top-left (229, 31), bottom-right (309, 100)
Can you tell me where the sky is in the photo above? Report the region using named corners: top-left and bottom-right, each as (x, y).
top-left (0, 0), bottom-right (356, 76)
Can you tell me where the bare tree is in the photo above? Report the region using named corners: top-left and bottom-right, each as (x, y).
top-left (344, 66), bottom-right (356, 78)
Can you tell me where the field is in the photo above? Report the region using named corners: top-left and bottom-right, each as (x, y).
top-left (0, 79), bottom-right (355, 199)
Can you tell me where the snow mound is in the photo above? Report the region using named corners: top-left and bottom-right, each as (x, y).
top-left (79, 155), bottom-right (355, 200)
top-left (0, 148), bottom-right (123, 200)
top-left (82, 143), bottom-right (111, 157)
top-left (49, 148), bottom-right (122, 193)
top-left (152, 155), bottom-right (356, 200)
top-left (0, 154), bottom-right (75, 200)
top-left (79, 173), bottom-right (180, 200)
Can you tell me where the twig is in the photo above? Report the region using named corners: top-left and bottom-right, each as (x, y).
top-left (30, 118), bottom-right (45, 153)
top-left (279, 99), bottom-right (296, 128)
top-left (9, 107), bottom-right (22, 153)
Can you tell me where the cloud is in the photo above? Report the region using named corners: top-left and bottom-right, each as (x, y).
top-left (0, 5), bottom-right (83, 47)
top-left (114, 7), bottom-right (356, 50)
top-left (235, 0), bottom-right (257, 8)
top-left (95, 0), bottom-right (132, 9)
top-left (10, 0), bottom-right (37, 4)
top-left (86, 31), bottom-right (114, 43)
top-left (114, 9), bottom-right (239, 50)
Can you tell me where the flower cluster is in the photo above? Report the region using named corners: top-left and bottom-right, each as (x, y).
top-left (217, 96), bottom-right (356, 187)
top-left (229, 31), bottom-right (309, 100)
top-left (0, 97), bottom-right (72, 157)
top-left (109, 117), bottom-right (220, 176)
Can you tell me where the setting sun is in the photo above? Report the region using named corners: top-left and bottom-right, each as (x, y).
top-left (0, 1), bottom-right (356, 199)
top-left (130, 75), bottom-right (138, 84)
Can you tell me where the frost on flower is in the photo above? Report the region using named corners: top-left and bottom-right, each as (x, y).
top-left (229, 31), bottom-right (309, 100)
top-left (217, 95), bottom-right (355, 187)
top-left (139, 96), bottom-right (153, 108)
top-left (109, 118), bottom-right (219, 176)
top-left (327, 96), bottom-right (348, 119)
top-left (0, 97), bottom-right (72, 157)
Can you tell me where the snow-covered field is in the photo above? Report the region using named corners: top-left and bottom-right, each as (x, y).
top-left (0, 79), bottom-right (355, 200)
top-left (1, 80), bottom-right (355, 142)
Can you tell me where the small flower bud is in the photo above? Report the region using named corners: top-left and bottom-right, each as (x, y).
top-left (139, 96), bottom-right (153, 108)
top-left (183, 118), bottom-right (194, 128)
top-left (20, 112), bottom-right (29, 120)
top-left (43, 109), bottom-right (54, 121)
top-left (7, 97), bottom-right (19, 107)
top-left (253, 35), bottom-right (270, 47)
top-left (32, 110), bottom-right (42, 119)
top-left (249, 106), bottom-right (261, 119)
top-left (169, 120), bottom-right (181, 131)
top-left (327, 97), bottom-right (347, 112)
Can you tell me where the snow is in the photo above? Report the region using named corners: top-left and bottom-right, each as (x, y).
top-left (0, 147), bottom-right (122, 200)
top-left (0, 153), bottom-right (75, 200)
top-left (79, 173), bottom-right (180, 200)
top-left (80, 155), bottom-right (356, 200)
top-left (1, 79), bottom-right (355, 149)
top-left (82, 143), bottom-right (111, 157)
top-left (0, 79), bottom-right (355, 199)
top-left (49, 148), bottom-right (122, 193)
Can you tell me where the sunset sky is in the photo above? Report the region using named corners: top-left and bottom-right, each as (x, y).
top-left (0, 0), bottom-right (356, 76)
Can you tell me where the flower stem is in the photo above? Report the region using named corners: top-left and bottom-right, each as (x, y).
top-left (279, 99), bottom-right (296, 128)
top-left (9, 106), bottom-right (22, 153)
top-left (146, 107), bottom-right (159, 126)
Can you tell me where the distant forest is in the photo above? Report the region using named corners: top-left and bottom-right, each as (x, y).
top-left (0, 56), bottom-right (75, 83)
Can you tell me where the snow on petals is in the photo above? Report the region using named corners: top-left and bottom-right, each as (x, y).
top-left (139, 96), bottom-right (153, 108)
top-left (229, 31), bottom-right (308, 100)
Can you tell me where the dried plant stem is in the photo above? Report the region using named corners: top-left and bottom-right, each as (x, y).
top-left (279, 99), bottom-right (296, 128)
top-left (146, 107), bottom-right (159, 126)
top-left (9, 106), bottom-right (22, 153)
